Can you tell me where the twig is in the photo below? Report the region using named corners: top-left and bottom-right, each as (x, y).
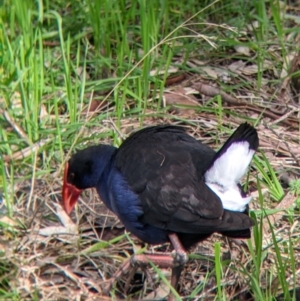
top-left (192, 82), bottom-right (300, 129)
top-left (2, 109), bottom-right (30, 143)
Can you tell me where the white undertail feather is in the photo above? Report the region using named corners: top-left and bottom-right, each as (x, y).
top-left (205, 141), bottom-right (255, 212)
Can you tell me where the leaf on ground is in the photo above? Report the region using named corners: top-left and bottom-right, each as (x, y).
top-left (240, 61), bottom-right (273, 75)
top-left (83, 99), bottom-right (101, 113)
top-left (247, 20), bottom-right (260, 31)
top-left (94, 226), bottom-right (125, 241)
top-left (75, 66), bottom-right (91, 80)
top-left (39, 104), bottom-right (50, 119)
top-left (38, 225), bottom-right (77, 236)
top-left (201, 66), bottom-right (219, 79)
top-left (228, 60), bottom-right (247, 73)
top-left (38, 204), bottom-right (77, 236)
top-left (289, 52), bottom-right (300, 95)
top-left (163, 86), bottom-right (200, 115)
top-left (149, 66), bottom-right (178, 76)
top-left (82, 99), bottom-right (108, 116)
top-left (280, 52), bottom-right (296, 78)
top-left (0, 216), bottom-right (18, 227)
top-left (251, 188), bottom-right (269, 199)
top-left (3, 138), bottom-right (53, 163)
top-left (10, 92), bottom-right (23, 115)
top-left (263, 191), bottom-right (297, 235)
top-left (143, 270), bottom-right (170, 300)
top-left (234, 45), bottom-right (251, 56)
top-left (55, 203), bottom-right (77, 229)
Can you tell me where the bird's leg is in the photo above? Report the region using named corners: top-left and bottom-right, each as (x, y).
top-left (103, 234), bottom-right (188, 299)
top-left (168, 233), bottom-right (188, 266)
top-left (167, 233), bottom-right (187, 301)
top-left (167, 265), bottom-right (184, 301)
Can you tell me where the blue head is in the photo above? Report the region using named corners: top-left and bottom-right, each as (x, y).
top-left (62, 145), bottom-right (116, 214)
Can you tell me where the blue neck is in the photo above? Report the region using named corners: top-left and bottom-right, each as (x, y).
top-left (97, 159), bottom-right (115, 211)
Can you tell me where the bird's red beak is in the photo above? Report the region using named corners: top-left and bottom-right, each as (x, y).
top-left (62, 162), bottom-right (82, 215)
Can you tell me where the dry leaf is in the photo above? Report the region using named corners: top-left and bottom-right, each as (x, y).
top-left (201, 66), bottom-right (218, 79)
top-left (3, 138), bottom-right (52, 163)
top-left (55, 203), bottom-right (76, 229)
top-left (0, 216), bottom-right (18, 227)
top-left (163, 86), bottom-right (199, 115)
top-left (241, 61), bottom-right (273, 75)
top-left (39, 104), bottom-right (49, 119)
top-left (38, 204), bottom-right (77, 236)
top-left (262, 191), bottom-right (297, 235)
top-left (149, 66), bottom-right (178, 76)
top-left (10, 92), bottom-right (22, 115)
top-left (289, 52), bottom-right (300, 94)
top-left (228, 60), bottom-right (247, 73)
top-left (143, 271), bottom-right (170, 300)
top-left (76, 66), bottom-right (91, 80)
top-left (234, 45), bottom-right (251, 56)
top-left (280, 52), bottom-right (296, 78)
top-left (247, 20), bottom-right (260, 31)
top-left (38, 225), bottom-right (77, 236)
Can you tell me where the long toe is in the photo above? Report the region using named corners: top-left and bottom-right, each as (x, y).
top-left (102, 258), bottom-right (132, 293)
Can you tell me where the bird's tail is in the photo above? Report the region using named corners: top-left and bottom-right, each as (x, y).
top-left (205, 123), bottom-right (258, 183)
top-left (204, 123), bottom-right (259, 212)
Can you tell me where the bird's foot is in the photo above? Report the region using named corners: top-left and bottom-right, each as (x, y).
top-left (102, 252), bottom-right (176, 294)
top-left (102, 234), bottom-right (187, 299)
top-left (171, 249), bottom-right (188, 267)
top-left (102, 258), bottom-right (132, 293)
top-left (103, 234), bottom-right (188, 301)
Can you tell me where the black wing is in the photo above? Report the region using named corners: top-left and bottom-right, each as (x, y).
top-left (114, 125), bottom-right (253, 234)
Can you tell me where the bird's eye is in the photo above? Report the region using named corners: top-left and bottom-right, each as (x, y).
top-left (69, 172), bottom-right (75, 180)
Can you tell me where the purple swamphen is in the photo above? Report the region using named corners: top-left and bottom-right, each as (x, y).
top-left (62, 123), bottom-right (259, 300)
